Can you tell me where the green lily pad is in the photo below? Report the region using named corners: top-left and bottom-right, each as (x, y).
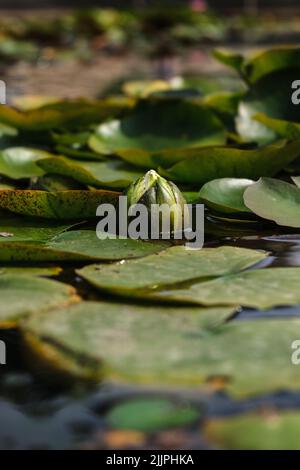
top-left (89, 100), bottom-right (226, 156)
top-left (0, 181), bottom-right (16, 190)
top-left (0, 189), bottom-right (120, 219)
top-left (55, 145), bottom-right (106, 162)
top-left (203, 91), bottom-right (244, 130)
top-left (113, 147), bottom-right (187, 170)
top-left (204, 412), bottom-right (300, 450)
top-left (107, 398), bottom-right (199, 432)
top-left (0, 232), bottom-right (168, 263)
top-left (0, 266), bottom-right (61, 277)
top-left (160, 140), bottom-right (300, 185)
top-left (254, 113), bottom-right (300, 140)
top-left (198, 178), bottom-right (254, 213)
top-left (37, 155), bottom-right (143, 189)
top-left (0, 216), bottom-right (74, 243)
top-left (214, 46), bottom-right (300, 84)
top-left (236, 70), bottom-right (300, 144)
top-left (182, 191), bottom-right (200, 204)
top-left (46, 231), bottom-right (169, 261)
top-left (21, 300), bottom-right (235, 383)
top-left (0, 147), bottom-right (50, 180)
top-left (0, 98), bottom-right (133, 131)
top-left (243, 178), bottom-right (300, 227)
top-left (153, 267), bottom-right (300, 310)
top-left (52, 130), bottom-right (106, 161)
top-left (213, 49), bottom-right (245, 75)
top-left (77, 246), bottom-right (266, 295)
top-left (21, 303), bottom-right (300, 397)
top-left (0, 274), bottom-right (78, 328)
top-left (34, 174), bottom-right (87, 191)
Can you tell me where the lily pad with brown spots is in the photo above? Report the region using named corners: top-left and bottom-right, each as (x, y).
top-left (0, 189), bottom-right (120, 219)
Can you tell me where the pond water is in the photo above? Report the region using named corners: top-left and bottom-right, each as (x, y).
top-left (1, 220), bottom-right (300, 449)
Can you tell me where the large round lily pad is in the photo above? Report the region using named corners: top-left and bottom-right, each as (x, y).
top-left (77, 245), bottom-right (266, 295)
top-left (21, 302), bottom-right (300, 397)
top-left (89, 100), bottom-right (226, 155)
top-left (21, 300), bottom-right (236, 384)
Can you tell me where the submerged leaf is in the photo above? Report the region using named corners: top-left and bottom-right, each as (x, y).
top-left (77, 246), bottom-right (266, 295)
top-left (243, 178), bottom-right (300, 227)
top-left (107, 398), bottom-right (199, 432)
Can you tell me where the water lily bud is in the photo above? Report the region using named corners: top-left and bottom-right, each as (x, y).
top-left (125, 169), bottom-right (187, 234)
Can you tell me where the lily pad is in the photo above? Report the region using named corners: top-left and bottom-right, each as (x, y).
top-left (254, 113), bottom-right (300, 140)
top-left (34, 174), bottom-right (87, 191)
top-left (236, 70), bottom-right (300, 144)
top-left (160, 140), bottom-right (300, 185)
top-left (204, 412), bottom-right (300, 450)
top-left (46, 231), bottom-right (169, 261)
top-left (21, 300), bottom-right (236, 383)
top-left (77, 246), bottom-right (266, 295)
top-left (107, 398), bottom-right (199, 432)
top-left (153, 267), bottom-right (300, 310)
top-left (243, 178), bottom-right (300, 228)
top-left (0, 266), bottom-right (61, 277)
top-left (21, 303), bottom-right (300, 397)
top-left (89, 100), bottom-right (226, 156)
top-left (0, 99), bottom-right (133, 131)
top-left (0, 274), bottom-right (78, 328)
top-left (0, 189), bottom-right (120, 219)
top-left (198, 178), bottom-right (254, 213)
top-left (0, 229), bottom-right (168, 263)
top-left (214, 46), bottom-right (300, 84)
top-left (37, 156), bottom-right (143, 189)
top-left (0, 147), bottom-right (50, 180)
top-left (0, 216), bottom-right (74, 243)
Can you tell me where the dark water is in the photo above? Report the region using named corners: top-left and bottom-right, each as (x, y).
top-left (1, 222), bottom-right (300, 449)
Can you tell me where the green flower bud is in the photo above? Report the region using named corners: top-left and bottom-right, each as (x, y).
top-left (125, 170), bottom-right (188, 234)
